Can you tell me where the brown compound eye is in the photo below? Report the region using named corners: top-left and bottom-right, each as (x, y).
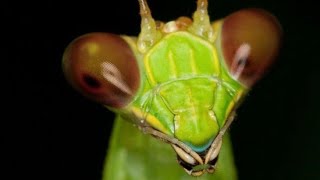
top-left (221, 8), bottom-right (282, 87)
top-left (63, 33), bottom-right (140, 108)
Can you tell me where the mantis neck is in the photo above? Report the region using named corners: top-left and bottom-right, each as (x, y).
top-left (103, 115), bottom-right (238, 180)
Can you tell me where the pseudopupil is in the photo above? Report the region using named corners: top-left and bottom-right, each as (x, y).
top-left (83, 74), bottom-right (101, 89)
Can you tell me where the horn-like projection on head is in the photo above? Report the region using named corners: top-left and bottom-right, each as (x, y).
top-left (137, 0), bottom-right (162, 53)
top-left (188, 0), bottom-right (215, 42)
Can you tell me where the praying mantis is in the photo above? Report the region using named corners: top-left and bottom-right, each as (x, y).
top-left (62, 0), bottom-right (282, 179)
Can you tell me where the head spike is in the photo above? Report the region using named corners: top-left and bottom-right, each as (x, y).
top-left (188, 0), bottom-right (214, 42)
top-left (138, 0), bottom-right (151, 17)
top-left (137, 0), bottom-right (161, 53)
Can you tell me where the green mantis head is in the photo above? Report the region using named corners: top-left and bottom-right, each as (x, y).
top-left (62, 0), bottom-right (281, 176)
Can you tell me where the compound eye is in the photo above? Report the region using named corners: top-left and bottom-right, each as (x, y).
top-left (221, 8), bottom-right (282, 87)
top-left (63, 33), bottom-right (140, 108)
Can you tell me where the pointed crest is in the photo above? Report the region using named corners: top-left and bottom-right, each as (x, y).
top-left (137, 0), bottom-right (161, 53)
top-left (188, 0), bottom-right (215, 42)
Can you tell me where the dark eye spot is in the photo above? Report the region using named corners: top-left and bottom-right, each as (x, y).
top-left (83, 74), bottom-right (101, 89)
top-left (237, 58), bottom-right (247, 66)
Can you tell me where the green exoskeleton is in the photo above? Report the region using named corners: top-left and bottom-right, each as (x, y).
top-left (62, 0), bottom-right (281, 179)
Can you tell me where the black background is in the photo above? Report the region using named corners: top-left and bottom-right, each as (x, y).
top-left (6, 0), bottom-right (319, 180)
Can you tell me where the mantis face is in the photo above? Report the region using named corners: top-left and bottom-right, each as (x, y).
top-left (62, 0), bottom-right (281, 176)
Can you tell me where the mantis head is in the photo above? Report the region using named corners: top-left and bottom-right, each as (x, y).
top-left (62, 0), bottom-right (281, 176)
